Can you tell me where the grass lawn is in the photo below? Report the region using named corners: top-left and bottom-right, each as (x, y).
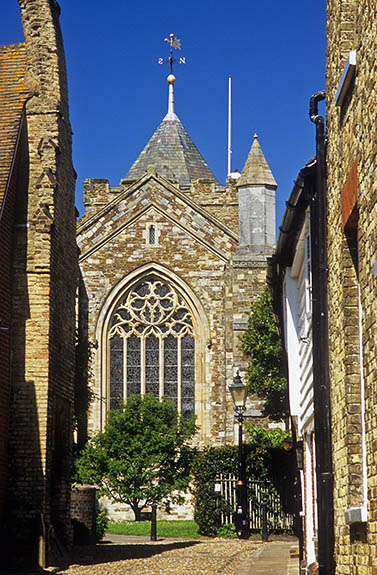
top-left (107, 519), bottom-right (201, 538)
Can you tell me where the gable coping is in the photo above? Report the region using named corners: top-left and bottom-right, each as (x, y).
top-left (78, 201), bottom-right (234, 264)
top-left (77, 172), bottom-right (237, 242)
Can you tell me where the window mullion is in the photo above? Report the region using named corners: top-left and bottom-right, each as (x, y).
top-left (159, 336), bottom-right (164, 400)
top-left (123, 335), bottom-right (127, 402)
top-left (177, 336), bottom-right (182, 413)
top-left (141, 336), bottom-right (146, 395)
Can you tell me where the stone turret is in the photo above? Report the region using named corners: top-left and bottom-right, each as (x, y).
top-left (236, 134), bottom-right (276, 254)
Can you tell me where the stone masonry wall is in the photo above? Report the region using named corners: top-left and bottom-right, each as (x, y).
top-left (190, 179), bottom-right (239, 236)
top-left (326, 0), bottom-right (377, 572)
top-left (224, 254), bottom-right (270, 438)
top-left (78, 173), bottom-right (270, 447)
top-left (6, 0), bottom-right (77, 567)
top-left (82, 177), bottom-right (239, 236)
top-left (78, 176), bottom-right (237, 445)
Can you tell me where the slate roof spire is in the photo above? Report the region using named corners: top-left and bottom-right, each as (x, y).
top-left (237, 133), bottom-right (277, 188)
top-left (124, 74), bottom-right (219, 187)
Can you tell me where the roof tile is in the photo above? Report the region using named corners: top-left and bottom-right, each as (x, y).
top-left (125, 112), bottom-right (219, 187)
top-left (0, 43), bottom-right (30, 211)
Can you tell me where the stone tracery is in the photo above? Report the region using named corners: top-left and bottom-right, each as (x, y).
top-left (108, 277), bottom-right (195, 417)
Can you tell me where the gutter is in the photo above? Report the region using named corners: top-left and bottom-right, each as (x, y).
top-left (267, 160), bottom-right (315, 331)
top-left (309, 91), bottom-right (335, 575)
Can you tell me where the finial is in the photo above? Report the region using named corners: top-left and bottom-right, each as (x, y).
top-left (253, 133), bottom-right (258, 139)
top-left (167, 74), bottom-right (176, 116)
top-left (158, 35), bottom-right (186, 118)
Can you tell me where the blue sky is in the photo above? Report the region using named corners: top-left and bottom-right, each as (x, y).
top-left (3, 0), bottom-right (326, 230)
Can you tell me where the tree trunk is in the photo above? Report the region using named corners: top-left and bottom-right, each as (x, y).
top-left (131, 501), bottom-right (143, 521)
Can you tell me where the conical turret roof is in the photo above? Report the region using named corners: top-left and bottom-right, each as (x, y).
top-left (237, 134), bottom-right (277, 187)
top-left (124, 75), bottom-right (219, 187)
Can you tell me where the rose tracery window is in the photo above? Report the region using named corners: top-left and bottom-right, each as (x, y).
top-left (108, 277), bottom-right (195, 418)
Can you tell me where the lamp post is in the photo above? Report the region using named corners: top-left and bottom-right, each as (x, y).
top-left (229, 371), bottom-right (249, 539)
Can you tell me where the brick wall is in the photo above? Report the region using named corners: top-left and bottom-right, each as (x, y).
top-left (71, 485), bottom-right (97, 545)
top-left (0, 124), bottom-right (24, 522)
top-left (326, 0), bottom-right (377, 572)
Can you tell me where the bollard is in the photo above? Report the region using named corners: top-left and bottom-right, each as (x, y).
top-left (151, 504), bottom-right (157, 541)
top-left (262, 503), bottom-right (268, 542)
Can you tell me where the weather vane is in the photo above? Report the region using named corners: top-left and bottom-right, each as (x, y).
top-left (158, 33), bottom-right (186, 74)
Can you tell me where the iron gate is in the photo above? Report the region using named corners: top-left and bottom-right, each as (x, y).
top-left (216, 473), bottom-right (293, 531)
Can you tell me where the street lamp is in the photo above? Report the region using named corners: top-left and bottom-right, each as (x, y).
top-left (282, 436), bottom-right (304, 471)
top-left (229, 371), bottom-right (249, 539)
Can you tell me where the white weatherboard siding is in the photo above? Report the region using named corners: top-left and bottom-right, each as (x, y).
top-left (283, 213), bottom-right (316, 566)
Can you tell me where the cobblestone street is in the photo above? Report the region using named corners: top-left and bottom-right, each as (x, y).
top-left (56, 536), bottom-right (265, 575)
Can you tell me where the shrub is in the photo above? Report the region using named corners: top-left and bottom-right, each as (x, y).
top-left (217, 523), bottom-right (237, 538)
top-left (241, 288), bottom-right (288, 421)
top-left (191, 445), bottom-right (237, 536)
top-left (96, 510), bottom-right (109, 542)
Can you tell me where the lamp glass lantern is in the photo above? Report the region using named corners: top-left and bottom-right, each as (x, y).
top-left (229, 372), bottom-right (247, 413)
top-left (282, 436), bottom-right (294, 452)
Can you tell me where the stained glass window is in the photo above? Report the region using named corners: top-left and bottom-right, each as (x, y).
top-left (127, 334), bottom-right (141, 398)
top-left (109, 335), bottom-right (123, 409)
top-left (164, 334), bottom-right (178, 407)
top-left (145, 335), bottom-right (159, 398)
top-left (108, 277), bottom-right (195, 417)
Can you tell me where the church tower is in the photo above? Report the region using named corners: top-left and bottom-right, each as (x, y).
top-left (77, 38), bottom-right (277, 460)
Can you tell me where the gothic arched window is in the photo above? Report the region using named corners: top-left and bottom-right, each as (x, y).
top-left (108, 277), bottom-right (195, 418)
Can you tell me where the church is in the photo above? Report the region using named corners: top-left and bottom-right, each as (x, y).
top-left (77, 65), bottom-right (278, 445)
top-left (0, 4), bottom-right (277, 562)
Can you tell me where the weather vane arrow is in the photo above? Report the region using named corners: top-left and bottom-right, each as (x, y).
top-left (158, 33), bottom-right (186, 74)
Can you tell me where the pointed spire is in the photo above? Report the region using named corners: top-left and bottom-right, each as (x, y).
top-left (124, 75), bottom-right (218, 186)
top-left (237, 134), bottom-right (277, 188)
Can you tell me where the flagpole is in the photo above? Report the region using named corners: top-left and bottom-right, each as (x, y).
top-left (227, 76), bottom-right (232, 177)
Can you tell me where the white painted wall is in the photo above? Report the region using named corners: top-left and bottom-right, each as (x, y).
top-left (283, 211), bottom-right (317, 567)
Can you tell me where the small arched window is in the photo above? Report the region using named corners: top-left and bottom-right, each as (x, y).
top-left (149, 225), bottom-right (156, 245)
top-left (108, 276), bottom-right (195, 418)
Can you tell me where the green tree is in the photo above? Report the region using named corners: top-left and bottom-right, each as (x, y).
top-left (241, 288), bottom-right (288, 421)
top-left (75, 394), bottom-right (196, 520)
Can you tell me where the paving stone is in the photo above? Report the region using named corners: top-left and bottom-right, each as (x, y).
top-left (49, 536), bottom-right (299, 575)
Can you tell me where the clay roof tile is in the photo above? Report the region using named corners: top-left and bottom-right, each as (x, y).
top-left (0, 43), bottom-right (30, 211)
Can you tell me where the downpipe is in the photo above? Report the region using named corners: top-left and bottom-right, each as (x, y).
top-left (309, 91), bottom-right (335, 575)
